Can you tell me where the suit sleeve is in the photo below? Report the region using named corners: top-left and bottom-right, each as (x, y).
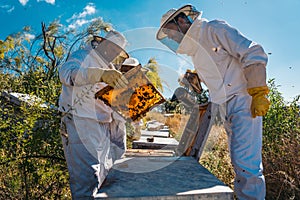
top-left (210, 20), bottom-right (268, 68)
top-left (59, 49), bottom-right (97, 86)
top-left (210, 20), bottom-right (268, 88)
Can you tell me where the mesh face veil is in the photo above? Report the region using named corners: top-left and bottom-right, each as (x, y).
top-left (91, 35), bottom-right (129, 69)
top-left (156, 4), bottom-right (201, 53)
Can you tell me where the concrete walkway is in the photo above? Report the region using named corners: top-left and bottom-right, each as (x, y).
top-left (95, 156), bottom-right (233, 199)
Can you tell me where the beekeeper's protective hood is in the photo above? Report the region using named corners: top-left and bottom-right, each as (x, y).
top-left (156, 4), bottom-right (201, 53)
top-left (91, 30), bottom-right (129, 68)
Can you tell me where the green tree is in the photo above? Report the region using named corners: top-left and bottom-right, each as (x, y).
top-left (0, 17), bottom-right (170, 199)
top-left (0, 18), bottom-right (112, 199)
top-left (144, 57), bottom-right (163, 92)
top-left (262, 79), bottom-right (300, 199)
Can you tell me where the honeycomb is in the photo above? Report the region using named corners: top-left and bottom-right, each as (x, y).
top-left (95, 65), bottom-right (165, 121)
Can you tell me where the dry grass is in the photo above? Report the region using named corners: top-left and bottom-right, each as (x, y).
top-left (144, 111), bottom-right (189, 140)
top-left (140, 110), bottom-right (300, 200)
top-left (262, 132), bottom-right (300, 199)
top-left (200, 125), bottom-right (235, 189)
top-left (144, 111), bottom-right (235, 189)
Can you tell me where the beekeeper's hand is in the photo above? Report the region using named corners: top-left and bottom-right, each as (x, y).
top-left (101, 69), bottom-right (128, 88)
top-left (248, 86), bottom-right (270, 118)
top-left (87, 67), bottom-right (128, 88)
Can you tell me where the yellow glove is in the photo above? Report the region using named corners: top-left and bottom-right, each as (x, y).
top-left (247, 86), bottom-right (270, 118)
top-left (87, 67), bottom-right (128, 88)
top-left (101, 69), bottom-right (128, 88)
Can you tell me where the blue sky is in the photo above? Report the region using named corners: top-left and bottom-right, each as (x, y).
top-left (1, 0), bottom-right (299, 101)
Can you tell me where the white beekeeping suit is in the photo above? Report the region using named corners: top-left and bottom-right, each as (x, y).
top-left (157, 4), bottom-right (270, 200)
top-left (58, 30), bottom-right (129, 199)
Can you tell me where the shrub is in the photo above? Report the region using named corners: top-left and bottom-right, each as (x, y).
top-left (262, 79), bottom-right (300, 199)
top-left (200, 79), bottom-right (300, 200)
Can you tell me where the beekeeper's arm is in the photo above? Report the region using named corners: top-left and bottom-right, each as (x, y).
top-left (212, 20), bottom-right (270, 117)
top-left (59, 50), bottom-right (127, 88)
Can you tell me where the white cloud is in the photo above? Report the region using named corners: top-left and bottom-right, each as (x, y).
top-left (7, 6), bottom-right (15, 13)
top-left (1, 5), bottom-right (15, 13)
top-left (68, 18), bottom-right (97, 30)
top-left (37, 0), bottom-right (55, 5)
top-left (66, 3), bottom-right (97, 30)
top-left (19, 0), bottom-right (55, 6)
top-left (67, 3), bottom-right (96, 22)
top-left (24, 33), bottom-right (35, 40)
top-left (68, 19), bottom-right (88, 29)
top-left (78, 4), bottom-right (96, 18)
top-left (19, 0), bottom-right (29, 6)
top-left (45, 0), bottom-right (55, 5)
